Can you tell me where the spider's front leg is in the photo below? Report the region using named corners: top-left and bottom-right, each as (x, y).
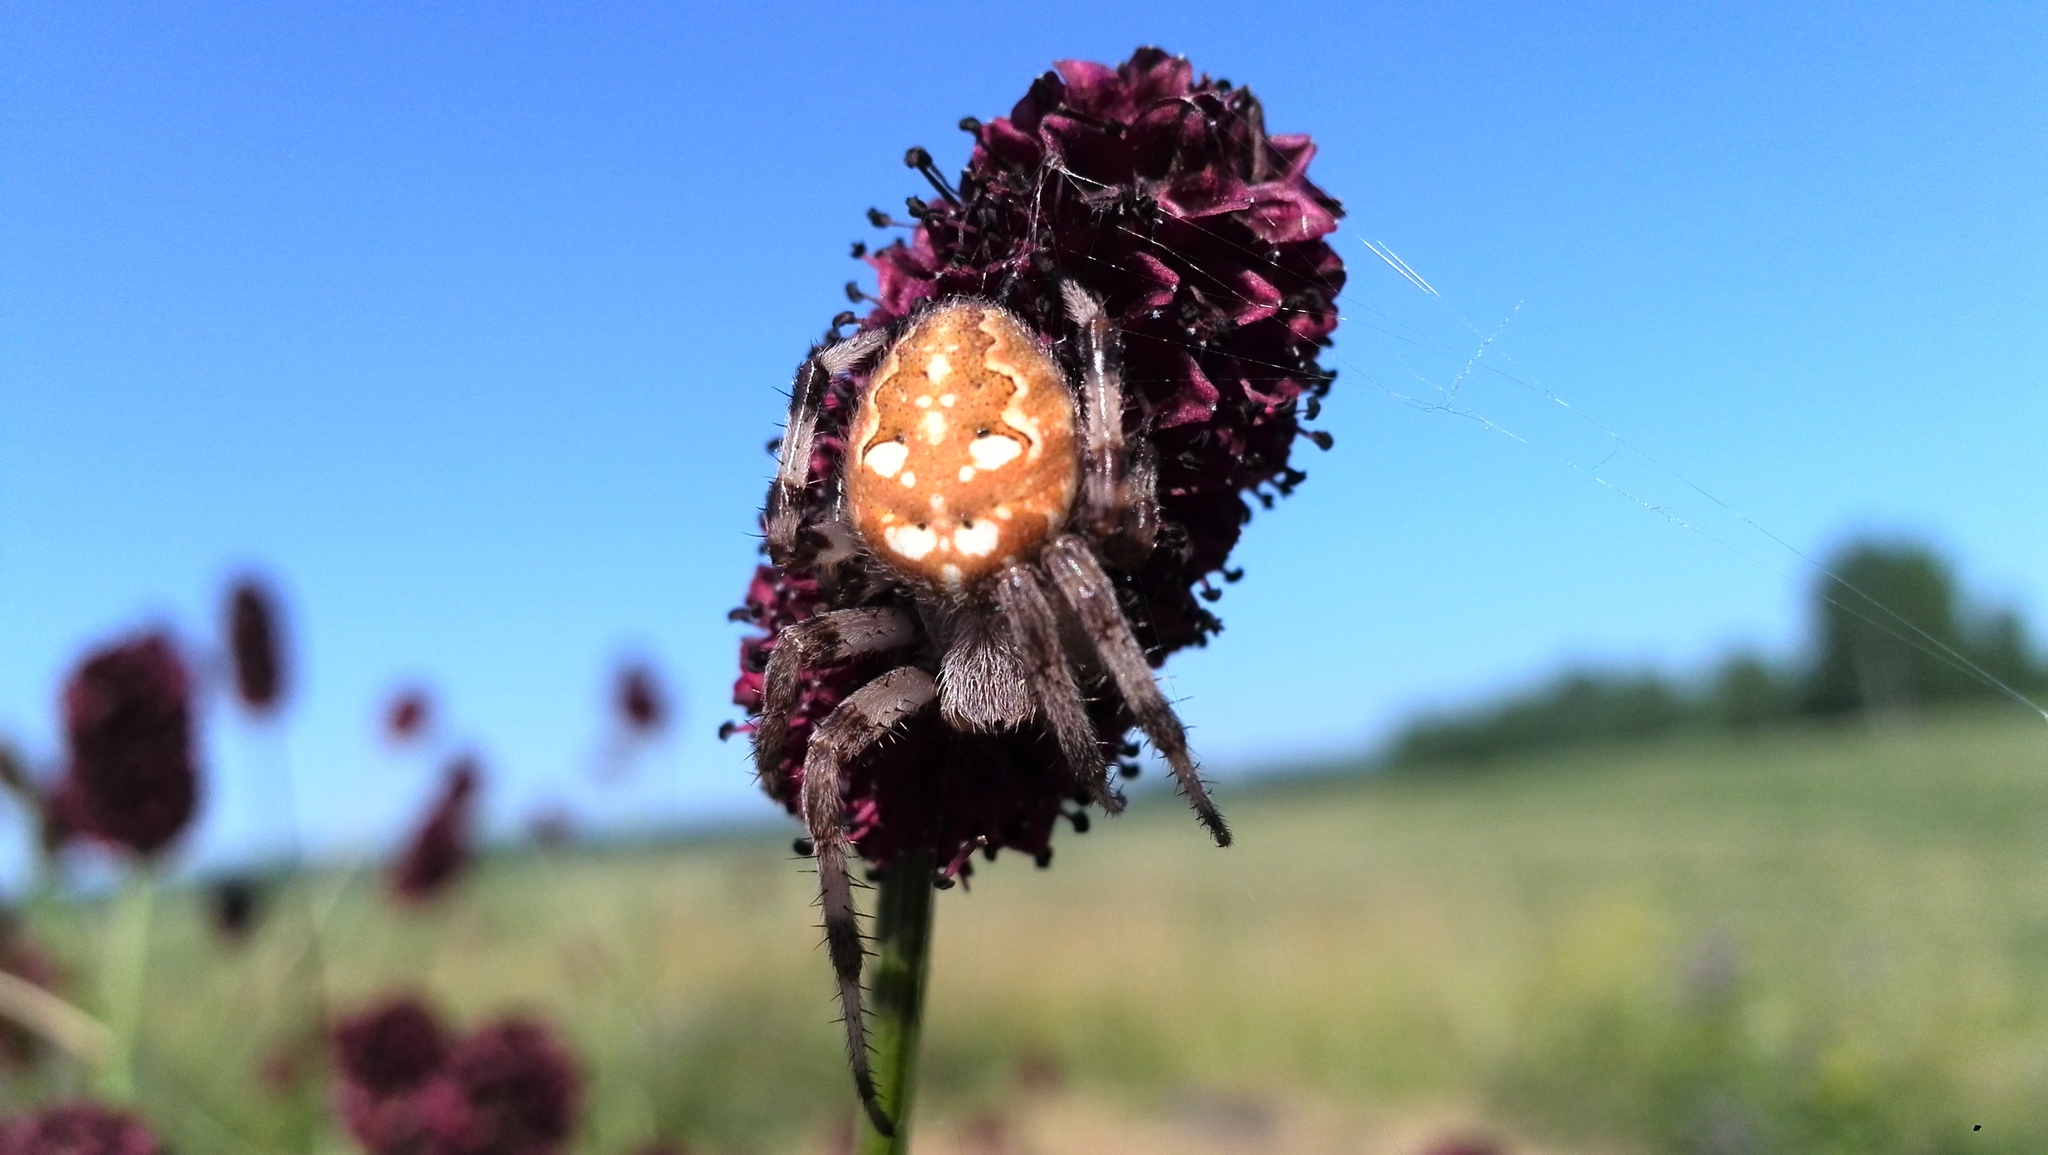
top-left (754, 606), bottom-right (919, 801)
top-left (767, 327), bottom-right (886, 567)
top-left (801, 665), bottom-right (937, 1138)
top-left (1059, 281), bottom-right (1159, 560)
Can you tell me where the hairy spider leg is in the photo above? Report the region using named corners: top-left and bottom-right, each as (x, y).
top-left (801, 665), bottom-right (938, 1139)
top-left (991, 566), bottom-right (1125, 814)
top-left (755, 606), bottom-right (920, 802)
top-left (1058, 281), bottom-right (1130, 541)
top-left (1042, 535), bottom-right (1231, 846)
top-left (768, 328), bottom-right (887, 566)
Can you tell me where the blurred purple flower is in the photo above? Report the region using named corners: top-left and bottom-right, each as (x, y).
top-left (58, 633), bottom-right (199, 858)
top-left (732, 47), bottom-right (1343, 874)
top-left (0, 1102), bottom-right (163, 1155)
top-left (225, 576), bottom-right (289, 713)
top-left (613, 663), bottom-right (668, 737)
top-left (334, 997), bottom-right (449, 1096)
top-left (439, 1018), bottom-right (581, 1155)
top-left (385, 688), bottom-right (434, 743)
top-left (332, 998), bottom-right (580, 1155)
top-left (391, 759), bottom-right (480, 903)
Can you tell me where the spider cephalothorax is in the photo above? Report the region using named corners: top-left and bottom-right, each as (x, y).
top-left (730, 45), bottom-right (1344, 1134)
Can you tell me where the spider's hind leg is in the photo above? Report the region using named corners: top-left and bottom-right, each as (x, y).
top-left (801, 665), bottom-right (938, 1138)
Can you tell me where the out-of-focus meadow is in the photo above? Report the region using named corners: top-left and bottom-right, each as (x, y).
top-left (16, 705), bottom-right (2047, 1154)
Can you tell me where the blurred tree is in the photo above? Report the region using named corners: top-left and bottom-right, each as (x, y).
top-left (1391, 670), bottom-right (1695, 765)
top-left (1802, 540), bottom-right (2035, 716)
top-left (1709, 652), bottom-right (1798, 731)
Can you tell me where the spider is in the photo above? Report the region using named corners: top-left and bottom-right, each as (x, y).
top-left (754, 282), bottom-right (1230, 1131)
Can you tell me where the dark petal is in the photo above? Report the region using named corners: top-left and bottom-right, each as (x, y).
top-left (1040, 114), bottom-right (1137, 186)
top-left (1049, 59), bottom-right (1121, 117)
top-left (1243, 181), bottom-right (1341, 244)
top-left (1158, 169), bottom-right (1255, 220)
top-left (1158, 354), bottom-right (1223, 429)
top-left (1118, 47), bottom-right (1194, 110)
top-left (1265, 133), bottom-right (1317, 179)
top-left (1227, 267), bottom-right (1283, 325)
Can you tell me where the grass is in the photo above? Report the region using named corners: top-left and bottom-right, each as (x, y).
top-left (11, 707), bottom-right (2048, 1153)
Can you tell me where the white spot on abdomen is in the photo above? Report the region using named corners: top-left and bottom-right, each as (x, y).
top-left (864, 440), bottom-right (908, 479)
top-left (899, 471), bottom-right (917, 488)
top-left (919, 411), bottom-right (949, 443)
top-left (953, 520), bottom-right (1001, 558)
top-left (882, 524), bottom-right (938, 561)
top-left (926, 353), bottom-right (952, 382)
top-left (968, 435), bottom-right (1023, 471)
top-left (957, 465), bottom-right (975, 482)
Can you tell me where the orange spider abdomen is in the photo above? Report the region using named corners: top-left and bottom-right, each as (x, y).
top-left (845, 302), bottom-right (1079, 591)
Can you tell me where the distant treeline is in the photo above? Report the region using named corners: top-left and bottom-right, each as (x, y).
top-left (1387, 540), bottom-right (2046, 766)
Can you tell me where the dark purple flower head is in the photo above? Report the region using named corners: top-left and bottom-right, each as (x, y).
top-left (225, 576), bottom-right (289, 713)
top-left (391, 758), bottom-right (480, 903)
top-left (732, 48), bottom-right (1342, 873)
top-left (385, 688), bottom-right (434, 743)
top-left (334, 997), bottom-right (449, 1096)
top-left (331, 998), bottom-right (580, 1155)
top-left (438, 1018), bottom-right (581, 1155)
top-left (0, 1102), bottom-right (163, 1155)
top-left (59, 633), bottom-right (200, 858)
top-left (613, 662), bottom-right (668, 736)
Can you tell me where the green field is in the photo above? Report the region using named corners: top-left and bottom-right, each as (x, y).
top-left (14, 709), bottom-right (2048, 1154)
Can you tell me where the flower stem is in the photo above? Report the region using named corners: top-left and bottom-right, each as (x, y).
top-left (96, 870), bottom-right (155, 1101)
top-left (856, 852), bottom-right (936, 1155)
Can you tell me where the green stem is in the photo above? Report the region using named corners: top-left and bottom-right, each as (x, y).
top-left (96, 869), bottom-right (156, 1101)
top-left (856, 852), bottom-right (937, 1155)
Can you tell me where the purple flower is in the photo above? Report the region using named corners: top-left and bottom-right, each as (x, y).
top-left (58, 633), bottom-right (199, 858)
top-left (731, 47), bottom-right (1343, 874)
top-left (331, 998), bottom-right (580, 1155)
top-left (613, 663), bottom-right (668, 736)
top-left (225, 576), bottom-right (289, 713)
top-left (0, 1102), bottom-right (163, 1155)
top-left (438, 1018), bottom-right (580, 1155)
top-left (391, 759), bottom-right (479, 903)
top-left (334, 997), bottom-right (449, 1097)
top-left (385, 688), bottom-right (434, 743)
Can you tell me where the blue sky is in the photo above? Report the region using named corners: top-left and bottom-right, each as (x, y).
top-left (3, 3), bottom-right (2043, 869)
